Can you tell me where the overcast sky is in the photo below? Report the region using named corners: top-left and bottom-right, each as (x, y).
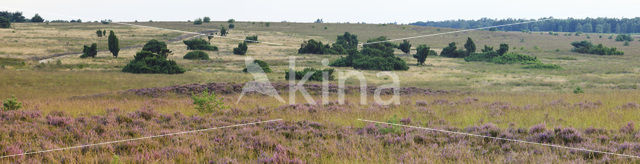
top-left (3, 0), bottom-right (640, 23)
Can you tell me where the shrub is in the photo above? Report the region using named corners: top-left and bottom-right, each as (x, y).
top-left (491, 52), bottom-right (539, 64)
top-left (203, 17), bottom-right (210, 23)
top-left (624, 41), bottom-right (630, 46)
top-left (228, 23), bottom-right (235, 29)
top-left (233, 42), bottom-right (248, 55)
top-left (464, 51), bottom-right (499, 62)
top-left (573, 87), bottom-right (584, 94)
top-left (30, 14), bottom-right (44, 22)
top-left (398, 40), bottom-right (411, 54)
top-left (413, 45), bottom-right (436, 65)
top-left (183, 38), bottom-right (218, 51)
top-left (440, 42), bottom-right (468, 58)
top-left (242, 60), bottom-right (272, 73)
top-left (571, 41), bottom-right (623, 55)
top-left (285, 68), bottom-right (335, 81)
top-left (80, 43), bottom-right (97, 58)
top-left (142, 39), bottom-right (172, 56)
top-left (245, 35), bottom-right (258, 43)
top-left (522, 63), bottom-right (562, 69)
top-left (331, 32), bottom-right (358, 54)
top-left (464, 37), bottom-right (476, 54)
top-left (615, 34), bottom-right (633, 42)
top-left (497, 44), bottom-right (509, 55)
top-left (193, 18), bottom-right (203, 25)
top-left (2, 96), bottom-right (22, 111)
top-left (298, 39), bottom-right (332, 54)
top-left (96, 29), bottom-right (103, 37)
top-left (227, 19), bottom-right (235, 23)
top-left (108, 31), bottom-right (119, 58)
top-left (123, 51), bottom-right (185, 74)
top-left (220, 26), bottom-right (228, 36)
top-left (330, 36), bottom-right (408, 71)
top-left (191, 90), bottom-right (227, 113)
top-left (0, 17), bottom-right (10, 28)
top-left (183, 51), bottom-right (209, 60)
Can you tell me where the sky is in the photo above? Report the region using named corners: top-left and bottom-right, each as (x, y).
top-left (2, 0), bottom-right (640, 23)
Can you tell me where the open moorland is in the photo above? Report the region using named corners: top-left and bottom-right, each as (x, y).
top-left (1, 20), bottom-right (640, 163)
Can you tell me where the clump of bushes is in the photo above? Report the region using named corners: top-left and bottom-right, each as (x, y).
top-left (571, 41), bottom-right (623, 55)
top-left (80, 43), bottom-right (97, 58)
top-left (2, 96), bottom-right (22, 111)
top-left (183, 38), bottom-right (218, 51)
top-left (464, 43), bottom-right (560, 69)
top-left (615, 34), bottom-right (633, 42)
top-left (330, 36), bottom-right (408, 71)
top-left (191, 90), bottom-right (227, 113)
top-left (183, 51), bottom-right (209, 60)
top-left (193, 18), bottom-right (203, 25)
top-left (245, 35), bottom-right (258, 43)
top-left (122, 40), bottom-right (184, 74)
top-left (298, 32), bottom-right (358, 54)
top-left (233, 42), bottom-right (248, 55)
top-left (242, 60), bottom-right (271, 73)
top-left (522, 63), bottom-right (562, 69)
top-left (440, 42), bottom-right (469, 58)
top-left (285, 68), bottom-right (335, 81)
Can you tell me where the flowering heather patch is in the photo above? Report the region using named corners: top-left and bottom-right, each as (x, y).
top-left (1, 104), bottom-right (640, 163)
top-left (125, 82), bottom-right (455, 97)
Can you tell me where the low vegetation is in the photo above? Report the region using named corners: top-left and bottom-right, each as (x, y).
top-left (2, 96), bottom-right (21, 111)
top-left (233, 42), bottom-right (248, 55)
top-left (191, 90), bottom-right (227, 113)
top-left (285, 68), bottom-right (335, 81)
top-left (183, 50), bottom-right (209, 60)
top-left (571, 41), bottom-right (624, 55)
top-left (330, 36), bottom-right (408, 71)
top-left (298, 32), bottom-right (358, 54)
top-left (183, 38), bottom-right (218, 51)
top-left (122, 40), bottom-right (184, 74)
top-left (242, 60), bottom-right (272, 73)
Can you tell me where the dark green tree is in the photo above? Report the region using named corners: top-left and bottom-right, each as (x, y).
top-left (142, 39), bottom-right (172, 57)
top-left (102, 30), bottom-right (106, 36)
top-left (96, 29), bottom-right (103, 37)
top-left (398, 40), bottom-right (411, 54)
top-left (80, 43), bottom-right (98, 58)
top-left (184, 50), bottom-right (210, 60)
top-left (497, 43), bottom-right (509, 55)
top-left (233, 42), bottom-right (248, 55)
top-left (227, 19), bottom-right (235, 23)
top-left (108, 31), bottom-right (120, 58)
top-left (194, 18), bottom-right (203, 25)
top-left (122, 51), bottom-right (185, 74)
top-left (220, 26), bottom-right (228, 36)
top-left (203, 17), bottom-right (211, 23)
top-left (228, 23), bottom-right (235, 29)
top-left (0, 17), bottom-right (10, 28)
top-left (414, 45), bottom-right (435, 65)
top-left (464, 37), bottom-right (476, 54)
top-left (30, 14), bottom-right (44, 22)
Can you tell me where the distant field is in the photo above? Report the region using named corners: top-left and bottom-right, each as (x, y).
top-left (0, 23), bottom-right (182, 59)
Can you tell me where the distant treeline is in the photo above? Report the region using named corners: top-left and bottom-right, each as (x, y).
top-left (411, 17), bottom-right (640, 34)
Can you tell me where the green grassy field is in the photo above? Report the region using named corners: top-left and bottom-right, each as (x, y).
top-left (1, 21), bottom-right (640, 163)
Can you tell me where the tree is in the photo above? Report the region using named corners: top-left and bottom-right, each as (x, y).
top-left (194, 18), bottom-right (203, 25)
top-left (207, 33), bottom-right (213, 42)
top-left (398, 40), bottom-right (411, 54)
top-left (103, 30), bottom-right (106, 36)
top-left (203, 17), bottom-right (211, 23)
top-left (80, 43), bottom-right (98, 58)
top-left (108, 31), bottom-right (120, 58)
top-left (142, 39), bottom-right (172, 57)
top-left (464, 37), bottom-right (476, 54)
top-left (220, 26), bottom-right (228, 36)
top-left (228, 23), bottom-right (235, 29)
top-left (440, 42), bottom-right (457, 57)
top-left (497, 43), bottom-right (509, 55)
top-left (233, 42), bottom-right (248, 55)
top-left (227, 19), bottom-right (235, 23)
top-left (30, 14), bottom-right (44, 22)
top-left (414, 45), bottom-right (435, 65)
top-left (0, 17), bottom-right (10, 28)
top-left (96, 30), bottom-right (103, 37)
